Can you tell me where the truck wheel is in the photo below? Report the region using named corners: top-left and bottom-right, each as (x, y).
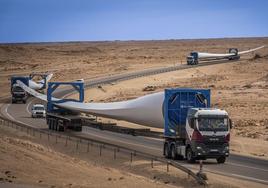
top-left (171, 144), bottom-right (178, 160)
top-left (216, 156), bottom-right (226, 164)
top-left (186, 147), bottom-right (195, 163)
top-left (59, 126), bottom-right (64, 132)
top-left (23, 100), bottom-right (26, 104)
top-left (164, 143), bottom-right (171, 159)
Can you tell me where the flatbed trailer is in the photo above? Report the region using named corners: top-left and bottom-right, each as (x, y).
top-left (46, 113), bottom-right (85, 132)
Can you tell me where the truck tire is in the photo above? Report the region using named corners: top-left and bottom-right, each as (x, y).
top-left (171, 144), bottom-right (178, 160)
top-left (216, 156), bottom-right (226, 164)
top-left (186, 147), bottom-right (195, 163)
top-left (48, 121), bottom-right (52, 130)
top-left (59, 126), bottom-right (64, 132)
top-left (74, 126), bottom-right (82, 132)
top-left (52, 122), bottom-right (55, 130)
top-left (23, 100), bottom-right (26, 104)
top-left (164, 143), bottom-right (171, 159)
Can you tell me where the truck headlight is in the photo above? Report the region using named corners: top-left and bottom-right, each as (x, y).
top-left (225, 146), bottom-right (229, 150)
top-left (197, 146), bottom-right (202, 150)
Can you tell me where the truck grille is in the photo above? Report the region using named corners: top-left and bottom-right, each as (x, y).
top-left (203, 135), bottom-right (225, 144)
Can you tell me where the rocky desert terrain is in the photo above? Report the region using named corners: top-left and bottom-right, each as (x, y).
top-left (1, 37), bottom-right (268, 187)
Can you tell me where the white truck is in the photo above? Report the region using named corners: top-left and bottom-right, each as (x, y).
top-left (31, 104), bottom-right (46, 118)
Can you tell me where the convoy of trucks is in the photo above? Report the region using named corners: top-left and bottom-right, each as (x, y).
top-left (10, 53), bottom-right (234, 164)
top-left (163, 89), bottom-right (231, 163)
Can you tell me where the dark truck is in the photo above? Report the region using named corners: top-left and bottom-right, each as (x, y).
top-left (163, 89), bottom-right (232, 163)
top-left (10, 76), bottom-right (29, 104)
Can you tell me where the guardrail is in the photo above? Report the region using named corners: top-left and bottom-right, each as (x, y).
top-left (0, 115), bottom-right (207, 185)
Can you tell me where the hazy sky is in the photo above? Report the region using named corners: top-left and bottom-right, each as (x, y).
top-left (0, 0), bottom-right (267, 43)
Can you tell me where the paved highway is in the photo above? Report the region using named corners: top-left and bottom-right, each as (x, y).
top-left (1, 60), bottom-right (268, 185)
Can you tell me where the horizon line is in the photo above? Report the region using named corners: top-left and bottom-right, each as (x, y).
top-left (0, 36), bottom-right (267, 45)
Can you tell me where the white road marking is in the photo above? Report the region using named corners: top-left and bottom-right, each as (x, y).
top-left (5, 104), bottom-right (15, 120)
top-left (4, 104), bottom-right (26, 125)
top-left (231, 173), bottom-right (268, 184)
top-left (226, 162), bottom-right (268, 172)
top-left (26, 98), bottom-right (35, 115)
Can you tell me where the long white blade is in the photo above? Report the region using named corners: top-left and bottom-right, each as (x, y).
top-left (17, 80), bottom-right (164, 128)
top-left (197, 45), bottom-right (265, 59)
top-left (238, 45), bottom-right (265, 55)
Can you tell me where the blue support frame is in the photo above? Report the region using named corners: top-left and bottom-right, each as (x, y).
top-left (164, 88), bottom-right (210, 138)
top-left (47, 81), bottom-right (84, 113)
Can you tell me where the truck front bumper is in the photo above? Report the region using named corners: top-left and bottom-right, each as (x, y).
top-left (32, 113), bottom-right (46, 118)
top-left (193, 143), bottom-right (229, 159)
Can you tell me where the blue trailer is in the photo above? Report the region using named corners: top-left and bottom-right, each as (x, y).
top-left (46, 80), bottom-right (85, 132)
top-left (10, 76), bottom-right (29, 103)
top-left (163, 88), bottom-right (231, 163)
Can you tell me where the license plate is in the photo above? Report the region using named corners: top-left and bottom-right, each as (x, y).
top-left (210, 149), bottom-right (218, 152)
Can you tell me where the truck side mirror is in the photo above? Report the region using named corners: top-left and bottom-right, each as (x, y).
top-left (229, 119), bottom-right (233, 129)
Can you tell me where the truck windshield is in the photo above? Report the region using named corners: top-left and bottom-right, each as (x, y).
top-left (34, 107), bottom-right (44, 111)
top-left (13, 86), bottom-right (24, 92)
top-left (198, 118), bottom-right (228, 132)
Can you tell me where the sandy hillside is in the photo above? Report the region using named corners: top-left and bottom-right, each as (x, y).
top-left (1, 38), bottom-right (268, 187)
top-left (0, 124), bottom-right (181, 188)
top-left (0, 37), bottom-right (267, 100)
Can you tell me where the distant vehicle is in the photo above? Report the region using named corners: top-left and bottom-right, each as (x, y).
top-left (186, 45), bottom-right (265, 65)
top-left (31, 104), bottom-right (46, 118)
top-left (10, 76), bottom-right (29, 104)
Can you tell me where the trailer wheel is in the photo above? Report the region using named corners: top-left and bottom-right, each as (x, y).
top-left (164, 143), bottom-right (171, 159)
top-left (59, 125), bottom-right (64, 132)
top-left (216, 156), bottom-right (226, 164)
top-left (48, 121), bottom-right (52, 130)
top-left (186, 147), bottom-right (195, 163)
top-left (171, 144), bottom-right (178, 160)
top-left (52, 121), bottom-right (55, 130)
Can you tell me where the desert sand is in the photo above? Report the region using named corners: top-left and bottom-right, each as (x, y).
top-left (1, 38), bottom-right (268, 187)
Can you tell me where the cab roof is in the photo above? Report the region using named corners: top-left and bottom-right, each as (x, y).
top-left (33, 104), bottom-right (44, 107)
top-left (188, 108), bottom-right (228, 117)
